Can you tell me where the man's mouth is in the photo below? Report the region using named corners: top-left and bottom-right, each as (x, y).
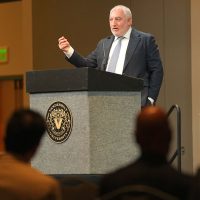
top-left (112, 28), bottom-right (118, 31)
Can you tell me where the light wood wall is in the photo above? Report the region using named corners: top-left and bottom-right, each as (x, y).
top-left (191, 0), bottom-right (200, 172)
top-left (133, 0), bottom-right (192, 173)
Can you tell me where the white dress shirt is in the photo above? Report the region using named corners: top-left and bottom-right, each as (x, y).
top-left (106, 27), bottom-right (132, 75)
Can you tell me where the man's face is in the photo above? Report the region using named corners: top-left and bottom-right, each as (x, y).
top-left (109, 8), bottom-right (132, 37)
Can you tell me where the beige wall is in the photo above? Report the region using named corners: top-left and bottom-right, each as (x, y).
top-left (0, 0), bottom-right (32, 106)
top-left (0, 0), bottom-right (199, 173)
top-left (0, 1), bottom-right (23, 75)
top-left (132, 0), bottom-right (192, 173)
top-left (191, 0), bottom-right (200, 172)
top-left (0, 0), bottom-right (32, 74)
top-left (31, 0), bottom-right (132, 69)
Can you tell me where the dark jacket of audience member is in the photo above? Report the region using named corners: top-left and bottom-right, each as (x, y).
top-left (189, 168), bottom-right (200, 200)
top-left (99, 106), bottom-right (193, 200)
top-left (0, 109), bottom-right (61, 200)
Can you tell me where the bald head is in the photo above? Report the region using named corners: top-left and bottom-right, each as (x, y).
top-left (135, 106), bottom-right (171, 156)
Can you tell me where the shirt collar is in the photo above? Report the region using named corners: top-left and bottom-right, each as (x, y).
top-left (124, 27), bottom-right (132, 39)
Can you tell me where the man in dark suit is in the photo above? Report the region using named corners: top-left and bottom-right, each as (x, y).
top-left (98, 106), bottom-right (193, 200)
top-left (58, 5), bottom-right (163, 106)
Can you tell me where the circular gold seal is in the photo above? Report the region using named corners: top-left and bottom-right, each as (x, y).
top-left (46, 101), bottom-right (73, 143)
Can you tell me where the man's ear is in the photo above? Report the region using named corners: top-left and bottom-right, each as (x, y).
top-left (128, 18), bottom-right (132, 26)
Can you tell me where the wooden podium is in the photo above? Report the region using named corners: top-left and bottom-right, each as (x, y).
top-left (26, 67), bottom-right (143, 174)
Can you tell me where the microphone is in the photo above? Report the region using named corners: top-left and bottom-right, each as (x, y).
top-left (101, 37), bottom-right (111, 71)
top-left (101, 41), bottom-right (107, 71)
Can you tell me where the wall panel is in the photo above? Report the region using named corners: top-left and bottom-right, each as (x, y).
top-left (32, 0), bottom-right (132, 69)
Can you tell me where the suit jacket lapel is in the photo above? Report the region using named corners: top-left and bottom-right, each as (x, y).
top-left (123, 29), bottom-right (141, 71)
top-left (102, 36), bottom-right (114, 70)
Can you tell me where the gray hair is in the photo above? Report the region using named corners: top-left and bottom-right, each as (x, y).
top-left (110, 5), bottom-right (132, 19)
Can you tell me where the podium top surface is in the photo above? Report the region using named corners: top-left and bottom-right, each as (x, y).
top-left (26, 67), bottom-right (143, 93)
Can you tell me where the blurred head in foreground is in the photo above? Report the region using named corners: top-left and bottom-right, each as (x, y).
top-left (135, 106), bottom-right (172, 157)
top-left (5, 108), bottom-right (46, 162)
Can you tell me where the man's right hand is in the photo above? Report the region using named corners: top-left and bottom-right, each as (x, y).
top-left (58, 36), bottom-right (71, 53)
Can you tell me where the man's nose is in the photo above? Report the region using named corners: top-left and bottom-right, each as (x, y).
top-left (111, 20), bottom-right (117, 26)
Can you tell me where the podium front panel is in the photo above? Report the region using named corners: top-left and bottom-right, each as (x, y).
top-left (30, 91), bottom-right (141, 174)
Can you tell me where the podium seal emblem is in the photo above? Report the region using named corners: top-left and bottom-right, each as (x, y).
top-left (46, 101), bottom-right (73, 143)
